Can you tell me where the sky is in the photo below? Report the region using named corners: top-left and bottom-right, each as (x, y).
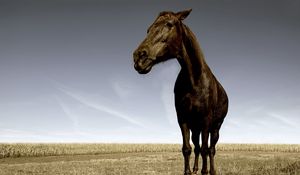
top-left (0, 0), bottom-right (299, 143)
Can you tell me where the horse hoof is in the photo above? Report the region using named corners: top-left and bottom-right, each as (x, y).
top-left (210, 170), bottom-right (217, 175)
top-left (184, 170), bottom-right (192, 175)
top-left (201, 170), bottom-right (208, 175)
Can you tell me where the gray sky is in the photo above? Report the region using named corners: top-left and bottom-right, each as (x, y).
top-left (1, 0), bottom-right (299, 143)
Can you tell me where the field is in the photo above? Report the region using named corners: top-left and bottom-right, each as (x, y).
top-left (0, 143), bottom-right (299, 175)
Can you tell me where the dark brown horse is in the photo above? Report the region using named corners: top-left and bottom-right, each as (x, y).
top-left (133, 9), bottom-right (228, 175)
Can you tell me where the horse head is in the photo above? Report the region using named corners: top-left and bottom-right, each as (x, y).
top-left (133, 9), bottom-right (192, 74)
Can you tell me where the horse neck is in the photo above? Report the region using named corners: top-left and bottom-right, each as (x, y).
top-left (177, 24), bottom-right (209, 86)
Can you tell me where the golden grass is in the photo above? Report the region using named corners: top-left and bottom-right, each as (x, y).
top-left (1, 143), bottom-right (299, 159)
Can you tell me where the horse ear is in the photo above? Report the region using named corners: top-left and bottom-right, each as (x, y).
top-left (176, 9), bottom-right (192, 21)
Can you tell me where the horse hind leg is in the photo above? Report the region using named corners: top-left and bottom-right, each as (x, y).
top-left (180, 123), bottom-right (192, 175)
top-left (191, 131), bottom-right (200, 174)
top-left (209, 129), bottom-right (219, 175)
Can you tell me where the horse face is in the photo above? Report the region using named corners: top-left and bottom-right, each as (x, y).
top-left (133, 9), bottom-right (192, 74)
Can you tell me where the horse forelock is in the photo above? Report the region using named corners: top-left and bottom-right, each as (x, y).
top-left (159, 11), bottom-right (175, 17)
top-left (147, 12), bottom-right (177, 33)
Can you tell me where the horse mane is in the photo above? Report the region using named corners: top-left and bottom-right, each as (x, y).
top-left (181, 24), bottom-right (206, 64)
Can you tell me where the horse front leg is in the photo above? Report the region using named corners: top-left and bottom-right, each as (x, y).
top-left (200, 128), bottom-right (209, 175)
top-left (180, 123), bottom-right (192, 175)
top-left (191, 131), bottom-right (200, 174)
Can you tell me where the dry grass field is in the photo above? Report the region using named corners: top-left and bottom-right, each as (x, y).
top-left (0, 143), bottom-right (299, 175)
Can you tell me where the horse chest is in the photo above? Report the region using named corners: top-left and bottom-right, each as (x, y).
top-left (175, 79), bottom-right (212, 116)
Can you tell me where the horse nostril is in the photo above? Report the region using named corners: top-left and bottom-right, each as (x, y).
top-left (139, 50), bottom-right (148, 57)
top-left (133, 49), bottom-right (148, 63)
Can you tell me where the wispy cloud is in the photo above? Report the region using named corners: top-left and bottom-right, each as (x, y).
top-left (54, 95), bottom-right (79, 131)
top-left (0, 129), bottom-right (45, 142)
top-left (161, 84), bottom-right (177, 126)
top-left (55, 84), bottom-right (145, 128)
top-left (268, 112), bottom-right (297, 128)
top-left (0, 129), bottom-right (34, 137)
top-left (0, 129), bottom-right (98, 143)
top-left (245, 105), bottom-right (264, 115)
top-left (158, 61), bottom-right (179, 127)
top-left (111, 80), bottom-right (132, 99)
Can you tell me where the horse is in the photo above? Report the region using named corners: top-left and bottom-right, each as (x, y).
top-left (133, 9), bottom-right (228, 175)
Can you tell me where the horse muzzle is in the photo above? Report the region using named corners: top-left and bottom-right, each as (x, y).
top-left (134, 57), bottom-right (154, 74)
top-left (133, 49), bottom-right (154, 74)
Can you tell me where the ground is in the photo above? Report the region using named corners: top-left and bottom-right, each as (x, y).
top-left (0, 144), bottom-right (299, 174)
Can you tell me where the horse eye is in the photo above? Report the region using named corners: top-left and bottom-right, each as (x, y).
top-left (166, 22), bottom-right (173, 28)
